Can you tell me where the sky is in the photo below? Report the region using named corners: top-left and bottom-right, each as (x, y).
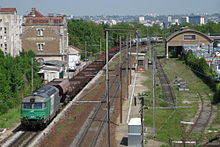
top-left (0, 0), bottom-right (220, 16)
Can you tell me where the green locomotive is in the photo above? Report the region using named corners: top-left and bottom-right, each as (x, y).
top-left (21, 85), bottom-right (60, 127)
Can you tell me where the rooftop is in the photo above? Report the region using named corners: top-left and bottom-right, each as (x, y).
top-left (166, 27), bottom-right (213, 42)
top-left (69, 45), bottom-right (81, 54)
top-left (24, 17), bottom-right (64, 24)
top-left (0, 8), bottom-right (16, 13)
top-left (128, 118), bottom-right (141, 125)
top-left (24, 8), bottom-right (64, 24)
top-left (44, 60), bottom-right (67, 67)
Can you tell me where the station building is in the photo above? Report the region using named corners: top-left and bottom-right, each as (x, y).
top-left (165, 28), bottom-right (213, 58)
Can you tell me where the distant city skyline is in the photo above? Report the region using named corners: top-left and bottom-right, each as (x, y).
top-left (1, 0), bottom-right (220, 16)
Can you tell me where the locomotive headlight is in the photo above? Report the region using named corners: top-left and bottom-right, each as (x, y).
top-left (37, 115), bottom-right (44, 119)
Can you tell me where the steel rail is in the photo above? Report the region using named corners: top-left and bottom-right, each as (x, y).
top-left (155, 57), bottom-right (175, 104)
top-left (73, 49), bottom-right (127, 147)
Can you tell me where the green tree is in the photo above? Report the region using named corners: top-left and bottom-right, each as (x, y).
top-left (0, 50), bottom-right (42, 114)
top-left (68, 19), bottom-right (105, 58)
top-left (193, 22), bottom-right (220, 34)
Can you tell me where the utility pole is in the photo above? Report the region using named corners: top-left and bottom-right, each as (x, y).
top-left (152, 45), bottom-right (156, 137)
top-left (31, 58), bottom-right (34, 92)
top-left (139, 93), bottom-right (144, 147)
top-left (126, 36), bottom-right (129, 99)
top-left (104, 28), bottom-right (138, 146)
top-left (100, 38), bottom-right (102, 55)
top-left (85, 41), bottom-right (87, 60)
top-left (136, 31), bottom-right (139, 70)
top-left (119, 36), bottom-right (123, 123)
top-left (135, 93), bottom-right (145, 147)
top-left (129, 34), bottom-right (132, 84)
top-left (106, 30), bottom-right (111, 147)
top-left (67, 54), bottom-right (70, 79)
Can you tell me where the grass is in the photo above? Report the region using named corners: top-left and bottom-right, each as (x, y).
top-left (213, 104), bottom-right (220, 125)
top-left (210, 104), bottom-right (220, 141)
top-left (143, 44), bottom-right (215, 143)
top-left (0, 85), bottom-right (33, 129)
top-left (0, 106), bottom-right (20, 129)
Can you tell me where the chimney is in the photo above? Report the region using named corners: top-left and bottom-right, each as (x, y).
top-left (31, 8), bottom-right (36, 17)
top-left (32, 8), bottom-right (36, 11)
top-left (48, 13), bottom-right (54, 17)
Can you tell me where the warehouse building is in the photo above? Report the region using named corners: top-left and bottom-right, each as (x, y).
top-left (165, 28), bottom-right (213, 58)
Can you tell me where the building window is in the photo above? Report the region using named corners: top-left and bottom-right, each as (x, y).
top-left (0, 44), bottom-right (2, 48)
top-left (184, 35), bottom-right (196, 40)
top-left (36, 43), bottom-right (45, 51)
top-left (4, 27), bottom-right (7, 34)
top-left (4, 43), bottom-right (7, 51)
top-left (0, 19), bottom-right (2, 23)
top-left (0, 27), bottom-right (2, 31)
top-left (0, 36), bottom-right (2, 39)
top-left (36, 28), bottom-right (44, 36)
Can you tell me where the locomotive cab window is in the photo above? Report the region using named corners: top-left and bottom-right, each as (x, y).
top-left (22, 103), bottom-right (32, 109)
top-left (22, 102), bottom-right (46, 109)
top-left (33, 103), bottom-right (43, 109)
top-left (43, 102), bottom-right (47, 108)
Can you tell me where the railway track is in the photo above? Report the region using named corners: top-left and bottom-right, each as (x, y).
top-left (72, 47), bottom-right (131, 147)
top-left (75, 73), bottom-right (121, 147)
top-left (155, 55), bottom-right (175, 104)
top-left (2, 131), bottom-right (39, 147)
top-left (187, 93), bottom-right (213, 136)
top-left (72, 73), bottom-right (119, 146)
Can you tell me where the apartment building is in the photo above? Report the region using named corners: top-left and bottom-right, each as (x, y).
top-left (189, 15), bottom-right (205, 25)
top-left (0, 8), bottom-right (22, 56)
top-left (22, 8), bottom-right (68, 62)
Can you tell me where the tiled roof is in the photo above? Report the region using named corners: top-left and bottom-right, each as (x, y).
top-left (0, 8), bottom-right (16, 13)
top-left (68, 45), bottom-right (81, 54)
top-left (69, 45), bottom-right (81, 51)
top-left (24, 8), bottom-right (65, 24)
top-left (25, 17), bottom-right (64, 24)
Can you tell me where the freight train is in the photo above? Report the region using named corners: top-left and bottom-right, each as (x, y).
top-left (20, 46), bottom-right (120, 128)
top-left (21, 79), bottom-right (72, 128)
